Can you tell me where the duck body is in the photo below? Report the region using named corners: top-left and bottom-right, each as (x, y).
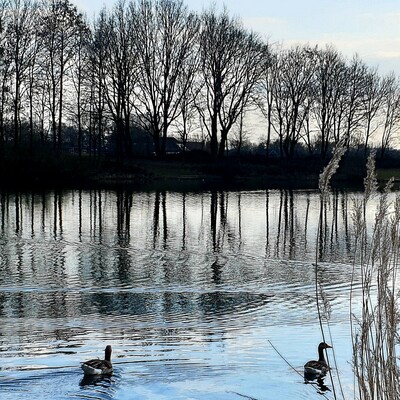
top-left (81, 345), bottom-right (113, 376)
top-left (304, 342), bottom-right (332, 377)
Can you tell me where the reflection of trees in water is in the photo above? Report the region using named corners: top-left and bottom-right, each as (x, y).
top-left (0, 188), bottom-right (367, 361)
top-left (264, 189), bottom-right (354, 262)
top-left (210, 191), bottom-right (230, 252)
top-left (117, 190), bottom-right (132, 242)
top-left (317, 189), bottom-right (352, 262)
top-left (0, 189), bottom-right (362, 335)
top-left (265, 190), bottom-right (270, 256)
top-left (152, 190), bottom-right (168, 249)
top-left (273, 189), bottom-right (319, 260)
top-left (0, 290), bottom-right (71, 319)
top-left (0, 189), bottom-right (357, 261)
top-left (0, 192), bottom-right (7, 231)
top-left (86, 290), bottom-right (272, 324)
top-left (0, 189), bottom-right (358, 271)
top-left (181, 192), bottom-right (186, 251)
top-left (51, 190), bottom-right (64, 240)
top-left (86, 190), bottom-right (104, 242)
top-left (210, 191), bottom-right (241, 254)
top-left (274, 190), bottom-right (296, 259)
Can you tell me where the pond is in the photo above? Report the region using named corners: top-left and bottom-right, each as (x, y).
top-left (0, 188), bottom-right (387, 399)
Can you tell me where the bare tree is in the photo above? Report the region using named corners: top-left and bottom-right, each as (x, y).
top-left (70, 15), bottom-right (91, 156)
top-left (174, 64), bottom-right (201, 157)
top-left (361, 67), bottom-right (390, 156)
top-left (25, 14), bottom-right (41, 149)
top-left (39, 0), bottom-right (85, 151)
top-left (96, 1), bottom-right (136, 163)
top-left (131, 0), bottom-right (199, 157)
top-left (337, 55), bottom-right (367, 149)
top-left (0, 0), bottom-right (12, 146)
top-left (271, 45), bottom-right (315, 158)
top-left (198, 7), bottom-right (267, 159)
top-left (256, 47), bottom-right (278, 158)
top-left (229, 110), bottom-right (250, 157)
top-left (7, 0), bottom-right (38, 148)
top-left (380, 73), bottom-right (400, 158)
top-left (1, 0), bottom-right (400, 165)
top-left (88, 8), bottom-right (108, 159)
top-left (311, 45), bottom-right (347, 158)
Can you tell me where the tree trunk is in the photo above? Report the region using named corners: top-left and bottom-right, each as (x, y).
top-left (210, 113), bottom-right (218, 158)
top-left (218, 128), bottom-right (228, 158)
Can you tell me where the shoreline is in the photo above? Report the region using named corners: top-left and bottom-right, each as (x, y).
top-left (0, 155), bottom-right (396, 192)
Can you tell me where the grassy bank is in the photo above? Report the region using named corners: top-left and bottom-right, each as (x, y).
top-left (0, 148), bottom-right (394, 191)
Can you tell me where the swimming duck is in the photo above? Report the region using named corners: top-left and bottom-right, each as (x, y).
top-left (304, 342), bottom-right (332, 376)
top-left (81, 345), bottom-right (113, 375)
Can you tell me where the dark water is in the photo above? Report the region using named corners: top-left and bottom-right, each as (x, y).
top-left (0, 189), bottom-right (383, 399)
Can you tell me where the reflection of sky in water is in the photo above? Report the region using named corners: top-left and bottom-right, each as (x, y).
top-left (0, 189), bottom-right (396, 399)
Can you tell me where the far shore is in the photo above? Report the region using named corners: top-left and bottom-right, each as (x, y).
top-left (2, 153), bottom-right (398, 191)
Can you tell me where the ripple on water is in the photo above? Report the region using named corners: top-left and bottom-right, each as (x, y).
top-left (0, 189), bottom-right (372, 399)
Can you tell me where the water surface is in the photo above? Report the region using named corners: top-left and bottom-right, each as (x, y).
top-left (0, 189), bottom-right (381, 399)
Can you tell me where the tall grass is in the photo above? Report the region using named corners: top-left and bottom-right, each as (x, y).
top-left (317, 144), bottom-right (346, 400)
top-left (349, 152), bottom-right (400, 400)
top-left (317, 149), bottom-right (400, 399)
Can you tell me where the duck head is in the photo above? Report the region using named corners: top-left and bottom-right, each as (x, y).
top-left (319, 342), bottom-right (332, 350)
top-left (105, 345), bottom-right (112, 361)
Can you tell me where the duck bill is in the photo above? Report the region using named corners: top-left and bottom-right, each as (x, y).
top-left (326, 344), bottom-right (333, 349)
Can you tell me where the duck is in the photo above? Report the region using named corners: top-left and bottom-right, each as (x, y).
top-left (304, 342), bottom-right (332, 376)
top-left (81, 345), bottom-right (113, 375)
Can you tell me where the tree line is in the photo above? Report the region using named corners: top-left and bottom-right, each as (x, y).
top-left (0, 0), bottom-right (399, 163)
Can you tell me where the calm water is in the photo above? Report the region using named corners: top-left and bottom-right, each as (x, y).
top-left (0, 189), bottom-right (385, 399)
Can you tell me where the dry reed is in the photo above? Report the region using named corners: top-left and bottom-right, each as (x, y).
top-left (350, 152), bottom-right (400, 400)
top-left (316, 145), bottom-right (347, 400)
top-left (317, 149), bottom-right (400, 399)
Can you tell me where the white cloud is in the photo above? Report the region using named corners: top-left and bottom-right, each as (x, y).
top-left (376, 50), bottom-right (400, 59)
top-left (280, 32), bottom-right (400, 74)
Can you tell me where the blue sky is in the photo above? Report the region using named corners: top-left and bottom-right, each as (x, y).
top-left (73, 0), bottom-right (400, 74)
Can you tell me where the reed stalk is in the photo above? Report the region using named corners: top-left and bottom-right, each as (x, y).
top-left (318, 149), bottom-right (400, 399)
top-left (349, 152), bottom-right (400, 400)
top-left (316, 144), bottom-right (346, 399)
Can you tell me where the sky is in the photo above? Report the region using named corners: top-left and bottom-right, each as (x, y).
top-left (72, 0), bottom-right (400, 76)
